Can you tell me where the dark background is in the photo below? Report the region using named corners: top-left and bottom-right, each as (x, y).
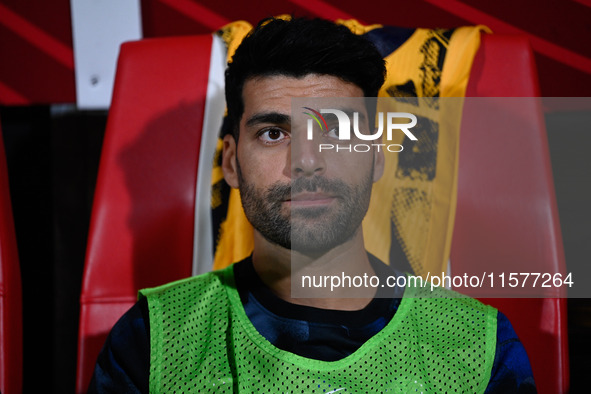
top-left (1, 0), bottom-right (590, 392)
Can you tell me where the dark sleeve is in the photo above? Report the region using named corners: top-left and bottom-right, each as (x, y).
top-left (87, 297), bottom-right (150, 394)
top-left (484, 311), bottom-right (537, 393)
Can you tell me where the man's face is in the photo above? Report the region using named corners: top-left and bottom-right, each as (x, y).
top-left (222, 74), bottom-right (384, 254)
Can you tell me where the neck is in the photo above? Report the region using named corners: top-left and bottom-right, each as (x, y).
top-left (251, 229), bottom-right (376, 310)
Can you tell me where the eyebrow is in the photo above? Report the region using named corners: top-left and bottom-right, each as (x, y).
top-left (319, 107), bottom-right (369, 126)
top-left (339, 107), bottom-right (368, 121)
top-left (245, 112), bottom-right (291, 127)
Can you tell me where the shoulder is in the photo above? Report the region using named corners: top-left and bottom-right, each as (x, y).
top-left (139, 265), bottom-right (235, 300)
top-left (88, 298), bottom-right (150, 393)
top-left (139, 265), bottom-right (237, 338)
top-left (404, 277), bottom-right (498, 317)
top-left (486, 311), bottom-right (537, 393)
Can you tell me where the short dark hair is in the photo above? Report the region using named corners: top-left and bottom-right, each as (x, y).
top-left (224, 17), bottom-right (386, 138)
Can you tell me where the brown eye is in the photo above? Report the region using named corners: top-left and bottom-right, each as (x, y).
top-left (258, 127), bottom-right (289, 145)
top-left (268, 129), bottom-right (281, 140)
top-left (326, 126), bottom-right (339, 139)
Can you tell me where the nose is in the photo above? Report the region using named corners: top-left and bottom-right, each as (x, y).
top-left (290, 132), bottom-right (326, 177)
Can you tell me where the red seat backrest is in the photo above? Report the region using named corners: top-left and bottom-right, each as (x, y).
top-left (76, 34), bottom-right (213, 393)
top-left (457, 34), bottom-right (569, 394)
top-left (0, 123), bottom-right (23, 394)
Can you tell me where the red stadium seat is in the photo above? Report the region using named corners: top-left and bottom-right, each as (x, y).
top-left (0, 123), bottom-right (23, 394)
top-left (75, 34), bottom-right (216, 392)
top-left (456, 34), bottom-right (569, 393)
top-left (76, 32), bottom-right (569, 393)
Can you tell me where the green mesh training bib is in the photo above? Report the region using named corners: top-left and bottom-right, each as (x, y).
top-left (140, 266), bottom-right (497, 393)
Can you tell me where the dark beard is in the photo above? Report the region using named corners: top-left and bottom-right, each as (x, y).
top-left (236, 160), bottom-right (373, 254)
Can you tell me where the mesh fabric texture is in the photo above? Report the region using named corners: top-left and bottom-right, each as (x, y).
top-left (140, 265), bottom-right (496, 393)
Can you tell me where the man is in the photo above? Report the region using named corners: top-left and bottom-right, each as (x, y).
top-left (89, 17), bottom-right (535, 393)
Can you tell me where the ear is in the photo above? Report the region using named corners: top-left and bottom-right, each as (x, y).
top-left (372, 143), bottom-right (385, 183)
top-left (222, 134), bottom-right (240, 188)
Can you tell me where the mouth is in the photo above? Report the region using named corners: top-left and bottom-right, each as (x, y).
top-left (285, 192), bottom-right (337, 207)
